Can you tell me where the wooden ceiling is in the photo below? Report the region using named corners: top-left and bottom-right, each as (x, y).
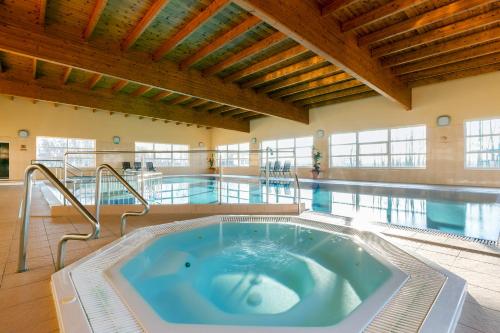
top-left (0, 0), bottom-right (497, 132)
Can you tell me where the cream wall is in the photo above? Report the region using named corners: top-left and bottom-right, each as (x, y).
top-left (212, 71), bottom-right (500, 187)
top-left (0, 97), bottom-right (212, 180)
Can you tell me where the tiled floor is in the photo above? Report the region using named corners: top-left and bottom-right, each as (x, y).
top-left (0, 185), bottom-right (499, 333)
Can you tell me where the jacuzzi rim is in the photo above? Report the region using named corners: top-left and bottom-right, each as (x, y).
top-left (51, 214), bottom-right (467, 333)
top-left (104, 222), bottom-right (408, 331)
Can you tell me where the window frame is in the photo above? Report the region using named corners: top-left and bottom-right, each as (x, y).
top-left (464, 117), bottom-right (500, 170)
top-left (216, 142), bottom-right (250, 168)
top-left (135, 142), bottom-right (190, 168)
top-left (35, 136), bottom-right (96, 168)
top-left (260, 136), bottom-right (314, 168)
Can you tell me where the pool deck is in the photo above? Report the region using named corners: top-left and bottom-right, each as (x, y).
top-left (0, 185), bottom-right (499, 333)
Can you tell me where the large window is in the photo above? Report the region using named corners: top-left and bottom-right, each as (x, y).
top-left (465, 118), bottom-right (500, 169)
top-left (36, 136), bottom-right (95, 168)
top-left (216, 143), bottom-right (250, 167)
top-left (329, 125), bottom-right (426, 168)
top-left (135, 142), bottom-right (189, 167)
top-left (261, 136), bottom-right (313, 167)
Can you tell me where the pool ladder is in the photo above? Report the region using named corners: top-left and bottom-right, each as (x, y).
top-left (18, 163), bottom-right (149, 273)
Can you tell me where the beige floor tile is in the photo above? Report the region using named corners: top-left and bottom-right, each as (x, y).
top-left (467, 285), bottom-right (500, 312)
top-left (0, 280), bottom-right (52, 310)
top-left (0, 296), bottom-right (57, 333)
top-left (1, 266), bottom-right (53, 289)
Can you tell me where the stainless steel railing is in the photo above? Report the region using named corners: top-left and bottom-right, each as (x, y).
top-left (294, 173), bottom-right (302, 214)
top-left (95, 164), bottom-right (150, 236)
top-left (18, 163), bottom-right (100, 272)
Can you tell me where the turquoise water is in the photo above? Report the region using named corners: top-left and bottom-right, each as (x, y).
top-left (120, 223), bottom-right (391, 326)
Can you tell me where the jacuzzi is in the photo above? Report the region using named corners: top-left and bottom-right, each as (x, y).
top-left (51, 215), bottom-right (467, 332)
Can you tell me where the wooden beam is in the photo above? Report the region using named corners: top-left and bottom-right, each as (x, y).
top-left (196, 102), bottom-right (220, 112)
top-left (168, 95), bottom-right (192, 105)
top-left (241, 55), bottom-right (327, 88)
top-left (296, 86), bottom-right (373, 107)
top-left (152, 91), bottom-right (173, 101)
top-left (121, 0), bottom-right (170, 51)
top-left (130, 86), bottom-right (153, 97)
top-left (381, 26), bottom-right (500, 68)
top-left (87, 73), bottom-right (103, 89)
top-left (223, 45), bottom-right (308, 82)
top-left (32, 59), bottom-right (38, 79)
top-left (305, 91), bottom-right (379, 109)
top-left (244, 114), bottom-right (266, 120)
top-left (321, 0), bottom-right (359, 16)
top-left (62, 67), bottom-right (72, 84)
top-left (342, 0), bottom-right (427, 32)
top-left (371, 10), bottom-right (500, 58)
top-left (153, 0), bottom-right (229, 61)
top-left (38, 0), bottom-right (48, 26)
top-left (83, 0), bottom-right (108, 40)
top-left (0, 22), bottom-right (307, 123)
top-left (111, 79), bottom-right (128, 93)
top-left (400, 53), bottom-right (500, 82)
top-left (258, 65), bottom-right (342, 94)
top-left (234, 0), bottom-right (411, 109)
top-left (0, 77), bottom-right (249, 132)
top-left (283, 79), bottom-right (364, 103)
top-left (210, 105), bottom-right (235, 114)
top-left (184, 98), bottom-right (209, 108)
top-left (393, 41), bottom-right (500, 75)
top-left (358, 0), bottom-right (494, 46)
top-left (202, 31), bottom-right (286, 76)
top-left (408, 62), bottom-right (500, 87)
top-left (233, 111), bottom-right (254, 119)
top-left (222, 109), bottom-right (248, 117)
top-left (270, 72), bottom-right (354, 98)
top-left (180, 16), bottom-right (261, 70)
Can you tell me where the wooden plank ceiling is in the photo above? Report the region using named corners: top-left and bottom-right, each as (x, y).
top-left (0, 0), bottom-right (498, 131)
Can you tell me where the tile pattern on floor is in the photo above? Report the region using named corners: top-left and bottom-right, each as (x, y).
top-left (0, 185), bottom-right (499, 333)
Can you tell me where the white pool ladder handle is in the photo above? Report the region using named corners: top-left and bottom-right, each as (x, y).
top-left (95, 164), bottom-right (150, 236)
top-left (294, 173), bottom-right (302, 214)
top-left (18, 163), bottom-right (100, 272)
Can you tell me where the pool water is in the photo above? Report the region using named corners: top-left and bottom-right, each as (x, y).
top-left (119, 223), bottom-right (392, 327)
top-left (82, 176), bottom-right (500, 241)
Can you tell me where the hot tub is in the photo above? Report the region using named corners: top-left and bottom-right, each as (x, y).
top-left (51, 215), bottom-right (467, 332)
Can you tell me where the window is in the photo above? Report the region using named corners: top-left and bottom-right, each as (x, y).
top-left (465, 118), bottom-right (500, 169)
top-left (261, 136), bottom-right (313, 167)
top-left (329, 125), bottom-right (426, 168)
top-left (216, 143), bottom-right (250, 167)
top-left (135, 142), bottom-right (189, 167)
top-left (36, 136), bottom-right (95, 168)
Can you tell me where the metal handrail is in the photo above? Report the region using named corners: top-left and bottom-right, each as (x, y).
top-left (294, 173), bottom-right (302, 214)
top-left (18, 163), bottom-right (100, 272)
top-left (95, 164), bottom-right (150, 236)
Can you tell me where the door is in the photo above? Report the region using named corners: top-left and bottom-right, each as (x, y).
top-left (0, 142), bottom-right (9, 179)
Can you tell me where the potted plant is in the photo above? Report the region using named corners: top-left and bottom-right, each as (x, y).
top-left (312, 148), bottom-right (321, 179)
top-left (207, 154), bottom-right (215, 172)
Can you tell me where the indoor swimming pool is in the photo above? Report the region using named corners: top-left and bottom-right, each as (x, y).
top-left (70, 175), bottom-right (500, 242)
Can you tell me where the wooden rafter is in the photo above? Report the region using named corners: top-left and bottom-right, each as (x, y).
top-left (152, 91), bottom-right (173, 101)
top-left (121, 0), bottom-right (170, 51)
top-left (202, 31), bottom-right (286, 76)
top-left (258, 65), bottom-right (342, 94)
top-left (270, 72), bottom-right (353, 98)
top-left (180, 16), bottom-right (261, 70)
top-left (371, 10), bottom-right (500, 58)
top-left (185, 99), bottom-right (209, 108)
top-left (210, 105), bottom-right (235, 114)
top-left (358, 0), bottom-right (495, 46)
top-left (196, 102), bottom-right (220, 112)
top-left (221, 109), bottom-right (247, 117)
top-left (244, 114), bottom-right (266, 120)
top-left (381, 27), bottom-right (500, 68)
top-left (342, 0), bottom-right (428, 32)
top-left (408, 62), bottom-right (500, 87)
top-left (83, 0), bottom-right (108, 40)
top-left (62, 67), bottom-right (72, 84)
top-left (393, 41), bottom-right (500, 75)
top-left (321, 0), bottom-right (359, 16)
top-left (296, 86), bottom-right (373, 107)
top-left (223, 45), bottom-right (308, 82)
top-left (111, 79), bottom-right (128, 93)
top-left (131, 86), bottom-right (153, 97)
top-left (32, 59), bottom-right (38, 79)
top-left (233, 111), bottom-right (254, 119)
top-left (0, 22), bottom-right (308, 123)
top-left (400, 53), bottom-right (500, 82)
top-left (38, 0), bottom-right (48, 26)
top-left (168, 95), bottom-right (192, 105)
top-left (233, 0), bottom-right (411, 109)
top-left (305, 91), bottom-right (379, 109)
top-left (241, 55), bottom-right (327, 88)
top-left (153, 0), bottom-right (230, 61)
top-left (283, 79), bottom-right (364, 103)
top-left (87, 73), bottom-right (103, 89)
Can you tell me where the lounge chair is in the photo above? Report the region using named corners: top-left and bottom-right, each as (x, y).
top-left (146, 162), bottom-right (156, 172)
top-left (281, 160), bottom-right (292, 178)
top-left (122, 161), bottom-right (132, 171)
top-left (134, 162), bottom-right (142, 171)
top-left (260, 161), bottom-right (273, 177)
top-left (270, 160), bottom-right (281, 178)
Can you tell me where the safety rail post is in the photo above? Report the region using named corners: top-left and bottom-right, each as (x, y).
top-left (294, 174), bottom-right (302, 214)
top-left (95, 164), bottom-right (150, 236)
top-left (18, 163), bottom-right (100, 272)
top-left (265, 147), bottom-right (270, 204)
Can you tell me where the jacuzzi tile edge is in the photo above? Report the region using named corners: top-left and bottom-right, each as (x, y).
top-left (51, 214), bottom-right (467, 333)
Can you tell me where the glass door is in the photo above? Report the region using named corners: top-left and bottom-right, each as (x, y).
top-left (0, 142), bottom-right (9, 179)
